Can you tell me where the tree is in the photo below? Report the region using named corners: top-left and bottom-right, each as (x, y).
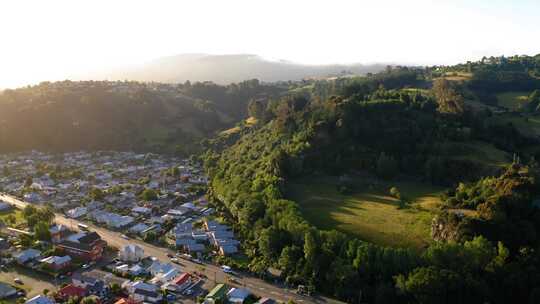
top-left (247, 99), bottom-right (265, 120)
top-left (389, 187), bottom-right (401, 199)
top-left (34, 221), bottom-right (51, 241)
top-left (140, 188), bottom-right (158, 201)
top-left (24, 176), bottom-right (33, 187)
top-left (5, 214), bottom-right (16, 226)
top-left (89, 187), bottom-right (104, 201)
top-left (376, 152), bottom-right (398, 180)
top-left (432, 78), bottom-right (464, 114)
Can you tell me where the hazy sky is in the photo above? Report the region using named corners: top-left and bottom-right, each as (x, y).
top-left (1, 0), bottom-right (539, 88)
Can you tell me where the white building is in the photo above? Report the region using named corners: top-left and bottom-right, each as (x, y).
top-left (118, 244), bottom-right (144, 262)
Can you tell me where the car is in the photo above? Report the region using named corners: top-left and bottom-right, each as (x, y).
top-left (183, 289), bottom-right (193, 296)
top-left (180, 254), bottom-right (192, 260)
top-left (16, 291), bottom-right (25, 297)
top-left (82, 264), bottom-right (90, 269)
top-left (166, 253), bottom-right (174, 258)
top-left (170, 258), bottom-right (182, 265)
top-left (120, 234), bottom-right (129, 240)
top-left (166, 294), bottom-right (176, 301)
top-left (58, 274), bottom-right (66, 279)
top-left (221, 265), bottom-right (232, 273)
top-left (192, 258), bottom-right (203, 264)
top-left (13, 278), bottom-right (23, 284)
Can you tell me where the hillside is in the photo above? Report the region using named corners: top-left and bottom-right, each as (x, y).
top-left (102, 53), bottom-right (387, 84)
top-left (203, 65), bottom-right (540, 302)
top-left (0, 79), bottom-right (286, 154)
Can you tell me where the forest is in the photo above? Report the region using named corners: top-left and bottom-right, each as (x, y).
top-left (203, 55), bottom-right (540, 304)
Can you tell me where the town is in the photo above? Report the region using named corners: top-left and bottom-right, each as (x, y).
top-left (0, 151), bottom-right (308, 304)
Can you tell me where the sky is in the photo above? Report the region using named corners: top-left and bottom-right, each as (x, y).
top-left (1, 0), bottom-right (539, 89)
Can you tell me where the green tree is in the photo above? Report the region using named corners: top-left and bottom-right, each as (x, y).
top-left (34, 221), bottom-right (51, 241)
top-left (140, 188), bottom-right (158, 201)
top-left (376, 152), bottom-right (398, 180)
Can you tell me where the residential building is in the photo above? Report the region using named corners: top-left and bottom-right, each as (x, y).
top-left (56, 232), bottom-right (106, 261)
top-left (39, 255), bottom-right (72, 271)
top-left (118, 244), bottom-right (144, 262)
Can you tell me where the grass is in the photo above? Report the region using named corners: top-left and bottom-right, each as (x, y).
top-left (0, 209), bottom-right (25, 227)
top-left (287, 176), bottom-right (445, 249)
top-left (451, 141), bottom-right (511, 168)
top-left (491, 113), bottom-right (540, 138)
top-left (496, 91), bottom-right (530, 110)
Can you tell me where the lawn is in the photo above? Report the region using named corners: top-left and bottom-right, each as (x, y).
top-left (287, 176), bottom-right (445, 249)
top-left (0, 209), bottom-right (25, 227)
top-left (496, 91), bottom-right (530, 110)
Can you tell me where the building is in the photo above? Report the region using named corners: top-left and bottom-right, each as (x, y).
top-left (205, 284), bottom-right (229, 304)
top-left (0, 282), bottom-right (17, 299)
top-left (56, 284), bottom-right (88, 301)
top-left (118, 244), bottom-right (144, 262)
top-left (14, 248), bottom-right (41, 264)
top-left (49, 225), bottom-right (69, 243)
top-left (56, 232), bottom-right (106, 261)
top-left (25, 295), bottom-right (55, 304)
top-left (123, 281), bottom-right (162, 303)
top-left (39, 255), bottom-right (72, 271)
top-left (227, 288), bottom-right (251, 304)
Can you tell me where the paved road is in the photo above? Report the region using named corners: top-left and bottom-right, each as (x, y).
top-left (0, 194), bottom-right (343, 304)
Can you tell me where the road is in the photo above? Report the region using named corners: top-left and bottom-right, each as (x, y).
top-left (0, 194), bottom-right (343, 304)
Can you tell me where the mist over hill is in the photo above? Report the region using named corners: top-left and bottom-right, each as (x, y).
top-left (103, 54), bottom-right (387, 84)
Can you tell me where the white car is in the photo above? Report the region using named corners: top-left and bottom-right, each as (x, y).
top-left (120, 234), bottom-right (129, 240)
top-left (14, 278), bottom-right (23, 284)
top-left (221, 265), bottom-right (232, 273)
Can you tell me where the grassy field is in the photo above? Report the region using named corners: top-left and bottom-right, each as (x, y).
top-left (496, 91), bottom-right (530, 110)
top-left (287, 176), bottom-right (445, 249)
top-left (451, 141), bottom-right (511, 168)
top-left (491, 113), bottom-right (540, 138)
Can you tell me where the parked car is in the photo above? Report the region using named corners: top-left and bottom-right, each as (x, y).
top-left (120, 234), bottom-right (129, 240)
top-left (14, 278), bottom-right (23, 284)
top-left (183, 289), bottom-right (193, 296)
top-left (166, 253), bottom-right (174, 258)
top-left (82, 263), bottom-right (90, 269)
top-left (192, 258), bottom-right (203, 264)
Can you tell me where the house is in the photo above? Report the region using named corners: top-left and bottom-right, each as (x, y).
top-left (0, 202), bottom-right (12, 212)
top-left (72, 273), bottom-right (107, 298)
top-left (255, 298), bottom-right (275, 304)
top-left (49, 225), bottom-right (69, 243)
top-left (205, 284), bottom-right (229, 303)
top-left (114, 298), bottom-right (141, 304)
top-left (119, 244), bottom-right (144, 262)
top-left (25, 295), bottom-right (55, 304)
top-left (129, 223), bottom-right (149, 235)
top-left (39, 255), bottom-right (72, 271)
top-left (0, 282), bottom-right (17, 298)
top-left (66, 207), bottom-right (87, 219)
top-left (123, 281), bottom-right (162, 303)
top-left (186, 243), bottom-right (205, 254)
top-left (56, 232), bottom-right (107, 261)
top-left (227, 288), bottom-right (251, 304)
top-left (14, 248), bottom-right (41, 264)
top-left (172, 273), bottom-right (192, 291)
top-left (132, 206), bottom-right (151, 216)
top-left (219, 245), bottom-right (239, 256)
top-left (56, 284), bottom-right (87, 301)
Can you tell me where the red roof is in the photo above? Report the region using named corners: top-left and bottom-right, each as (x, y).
top-left (173, 272), bottom-right (191, 285)
top-left (114, 298), bottom-right (140, 304)
top-left (58, 284), bottom-right (87, 298)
